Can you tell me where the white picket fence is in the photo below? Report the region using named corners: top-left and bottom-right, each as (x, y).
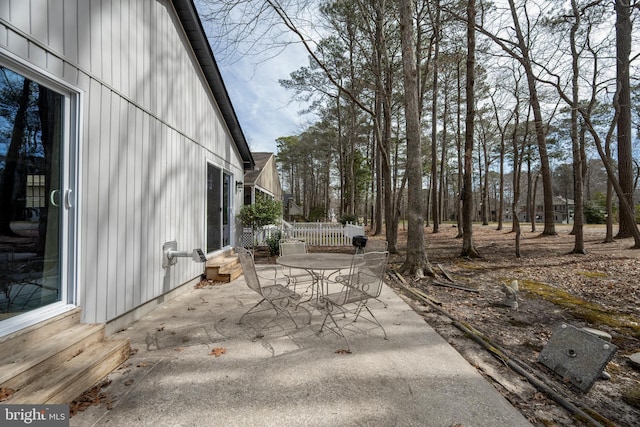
top-left (242, 221), bottom-right (364, 247)
top-left (283, 221), bottom-right (364, 246)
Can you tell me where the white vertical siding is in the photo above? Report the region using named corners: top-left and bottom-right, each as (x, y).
top-left (0, 0), bottom-right (247, 324)
top-left (8, 1), bottom-right (29, 31)
top-left (76, 0), bottom-right (90, 71)
top-left (62, 0), bottom-right (78, 65)
top-left (31, 0), bottom-right (48, 44)
top-left (47, 0), bottom-right (64, 53)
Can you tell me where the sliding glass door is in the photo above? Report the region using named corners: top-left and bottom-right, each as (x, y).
top-left (0, 64), bottom-right (73, 329)
top-left (206, 163), bottom-right (232, 253)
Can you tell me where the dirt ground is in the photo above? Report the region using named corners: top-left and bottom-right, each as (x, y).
top-left (373, 223), bottom-right (640, 427)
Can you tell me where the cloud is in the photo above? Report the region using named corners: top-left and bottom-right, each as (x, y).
top-left (218, 43), bottom-right (313, 154)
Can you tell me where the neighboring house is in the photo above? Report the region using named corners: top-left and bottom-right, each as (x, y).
top-left (503, 195), bottom-right (575, 224)
top-left (283, 194), bottom-right (304, 219)
top-left (243, 152), bottom-right (282, 205)
top-left (0, 0), bottom-right (254, 342)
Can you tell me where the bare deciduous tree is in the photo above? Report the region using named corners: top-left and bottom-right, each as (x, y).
top-left (461, 0), bottom-right (480, 258)
top-left (615, 0), bottom-right (635, 238)
top-left (399, 0), bottom-right (434, 277)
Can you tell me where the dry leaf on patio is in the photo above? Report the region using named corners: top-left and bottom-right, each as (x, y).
top-left (210, 347), bottom-right (226, 357)
top-left (0, 387), bottom-right (15, 401)
top-left (124, 379), bottom-right (135, 386)
top-left (69, 379), bottom-right (112, 416)
top-left (335, 349), bottom-right (352, 355)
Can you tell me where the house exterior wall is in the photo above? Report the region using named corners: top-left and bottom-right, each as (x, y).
top-left (255, 155), bottom-right (282, 200)
top-left (0, 0), bottom-right (245, 324)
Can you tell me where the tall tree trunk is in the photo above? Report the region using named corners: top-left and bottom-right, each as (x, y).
top-left (372, 94), bottom-right (381, 233)
top-left (497, 135), bottom-right (504, 231)
top-left (569, 0), bottom-right (585, 254)
top-left (374, 135), bottom-right (383, 234)
top-left (348, 101), bottom-right (356, 215)
top-left (532, 173), bottom-right (540, 233)
top-left (379, 2), bottom-right (395, 249)
top-left (0, 78), bottom-right (31, 236)
top-left (482, 139), bottom-right (489, 225)
top-left (399, 0), bottom-right (434, 277)
top-left (461, 0), bottom-right (480, 258)
top-left (507, 0), bottom-right (556, 236)
top-left (615, 0), bottom-right (634, 238)
top-left (336, 97), bottom-right (345, 217)
top-left (605, 180), bottom-right (614, 242)
top-left (430, 0), bottom-right (440, 233)
top-left (456, 56), bottom-right (463, 237)
top-left (439, 84), bottom-right (448, 226)
top-left (511, 95), bottom-right (523, 257)
top-left (477, 147), bottom-right (482, 222)
top-left (605, 130), bottom-right (615, 243)
top-left (526, 149), bottom-right (532, 226)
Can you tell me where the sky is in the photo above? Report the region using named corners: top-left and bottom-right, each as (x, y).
top-left (193, 0), bottom-right (319, 155)
top-left (216, 43), bottom-right (313, 155)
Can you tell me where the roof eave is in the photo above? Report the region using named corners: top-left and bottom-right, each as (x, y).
top-left (171, 0), bottom-right (255, 171)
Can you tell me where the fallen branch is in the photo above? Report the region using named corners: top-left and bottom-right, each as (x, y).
top-left (408, 285), bottom-right (443, 306)
top-left (432, 280), bottom-right (480, 293)
top-left (437, 263), bottom-right (455, 282)
top-left (388, 270), bottom-right (443, 305)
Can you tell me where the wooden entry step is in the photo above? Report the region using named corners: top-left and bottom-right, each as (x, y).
top-left (0, 308), bottom-right (130, 404)
top-left (205, 249), bottom-right (242, 282)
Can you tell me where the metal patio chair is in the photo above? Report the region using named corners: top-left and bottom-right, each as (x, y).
top-left (278, 239), bottom-right (315, 295)
top-left (318, 251), bottom-right (389, 350)
top-left (236, 247), bottom-right (304, 332)
top-left (336, 242), bottom-right (389, 308)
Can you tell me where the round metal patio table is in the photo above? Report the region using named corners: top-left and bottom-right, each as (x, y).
top-left (276, 253), bottom-right (356, 301)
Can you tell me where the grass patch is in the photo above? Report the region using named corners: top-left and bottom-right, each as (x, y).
top-left (577, 271), bottom-right (608, 279)
top-left (518, 279), bottom-right (640, 339)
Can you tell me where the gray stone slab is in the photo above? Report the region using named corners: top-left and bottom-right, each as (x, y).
top-left (628, 352), bottom-right (640, 369)
top-left (538, 323), bottom-right (617, 392)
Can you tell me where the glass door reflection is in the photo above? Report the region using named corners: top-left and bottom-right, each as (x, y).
top-left (0, 67), bottom-right (64, 320)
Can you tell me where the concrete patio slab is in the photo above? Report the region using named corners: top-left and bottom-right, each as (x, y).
top-left (70, 268), bottom-right (532, 427)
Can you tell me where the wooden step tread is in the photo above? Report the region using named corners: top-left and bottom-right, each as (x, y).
top-left (217, 262), bottom-right (241, 275)
top-left (0, 323), bottom-right (105, 388)
top-left (206, 267), bottom-right (243, 282)
top-left (206, 254), bottom-right (239, 268)
top-left (0, 308), bottom-right (82, 347)
top-left (206, 253), bottom-right (241, 282)
top-left (8, 337), bottom-right (130, 404)
top-left (223, 267), bottom-right (243, 282)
